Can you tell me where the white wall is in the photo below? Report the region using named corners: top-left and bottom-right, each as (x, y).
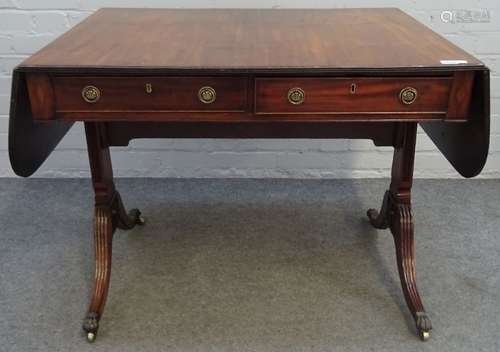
top-left (0, 0), bottom-right (499, 178)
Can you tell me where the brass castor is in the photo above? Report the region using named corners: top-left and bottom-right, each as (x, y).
top-left (117, 208), bottom-right (145, 229)
top-left (83, 312), bottom-right (99, 343)
top-left (419, 330), bottom-right (430, 341)
top-left (415, 311), bottom-right (432, 341)
top-left (87, 332), bottom-right (97, 343)
top-left (128, 208), bottom-right (145, 226)
top-left (137, 215), bottom-right (146, 225)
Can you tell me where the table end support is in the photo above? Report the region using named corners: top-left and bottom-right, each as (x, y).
top-left (367, 123), bottom-right (432, 341)
top-left (82, 122), bottom-right (144, 342)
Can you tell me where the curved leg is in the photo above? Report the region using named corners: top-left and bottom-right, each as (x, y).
top-left (113, 192), bottom-right (145, 230)
top-left (82, 123), bottom-right (145, 342)
top-left (82, 207), bottom-right (113, 342)
top-left (392, 203), bottom-right (432, 341)
top-left (367, 190), bottom-right (390, 229)
top-left (367, 123), bottom-right (431, 341)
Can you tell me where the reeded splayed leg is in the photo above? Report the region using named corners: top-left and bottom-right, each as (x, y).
top-left (82, 207), bottom-right (113, 343)
top-left (391, 201), bottom-right (432, 341)
top-left (367, 123), bottom-right (432, 341)
top-left (82, 122), bottom-right (144, 343)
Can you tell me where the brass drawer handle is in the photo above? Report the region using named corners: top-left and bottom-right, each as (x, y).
top-left (399, 87), bottom-right (418, 105)
top-left (288, 87), bottom-right (305, 105)
top-left (82, 85), bottom-right (101, 103)
top-left (198, 86), bottom-right (216, 104)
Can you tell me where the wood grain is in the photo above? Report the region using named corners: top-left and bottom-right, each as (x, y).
top-left (255, 77), bottom-right (452, 114)
top-left (367, 123), bottom-right (432, 340)
top-left (20, 8), bottom-right (482, 72)
top-left (53, 76), bottom-right (248, 112)
top-left (25, 73), bottom-right (472, 122)
top-left (8, 71), bottom-right (73, 177)
top-left (446, 71), bottom-right (475, 120)
top-left (82, 122), bottom-right (144, 341)
top-left (25, 73), bottom-right (55, 120)
top-left (9, 8), bottom-right (490, 342)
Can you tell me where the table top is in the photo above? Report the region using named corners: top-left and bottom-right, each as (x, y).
top-left (10, 8), bottom-right (490, 180)
top-left (20, 8), bottom-right (483, 72)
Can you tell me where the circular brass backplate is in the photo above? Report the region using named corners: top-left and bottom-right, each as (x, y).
top-left (288, 87), bottom-right (305, 105)
top-left (82, 86), bottom-right (101, 103)
top-left (399, 87), bottom-right (418, 105)
top-left (198, 86), bottom-right (216, 104)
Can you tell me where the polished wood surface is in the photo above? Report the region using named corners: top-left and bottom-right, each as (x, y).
top-left (82, 122), bottom-right (144, 342)
top-left (8, 8), bottom-right (490, 343)
top-left (26, 72), bottom-right (475, 122)
top-left (367, 123), bottom-right (432, 340)
top-left (21, 8), bottom-right (482, 71)
top-left (255, 77), bottom-right (453, 114)
top-left (53, 76), bottom-right (248, 113)
top-left (421, 69), bottom-right (490, 177)
top-left (8, 71), bottom-right (73, 177)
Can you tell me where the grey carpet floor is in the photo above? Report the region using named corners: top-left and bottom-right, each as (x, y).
top-left (0, 178), bottom-right (499, 352)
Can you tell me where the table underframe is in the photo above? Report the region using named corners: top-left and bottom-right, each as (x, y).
top-left (81, 120), bottom-right (431, 342)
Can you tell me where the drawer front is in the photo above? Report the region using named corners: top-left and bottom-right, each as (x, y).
top-left (53, 76), bottom-right (247, 112)
top-left (255, 77), bottom-right (453, 115)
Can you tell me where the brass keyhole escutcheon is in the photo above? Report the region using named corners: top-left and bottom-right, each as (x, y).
top-left (82, 85), bottom-right (101, 103)
top-left (288, 87), bottom-right (305, 105)
top-left (350, 83), bottom-right (357, 94)
top-left (198, 86), bottom-right (216, 104)
top-left (399, 87), bottom-right (418, 105)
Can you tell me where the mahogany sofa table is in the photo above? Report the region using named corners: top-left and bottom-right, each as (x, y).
top-left (9, 8), bottom-right (490, 343)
